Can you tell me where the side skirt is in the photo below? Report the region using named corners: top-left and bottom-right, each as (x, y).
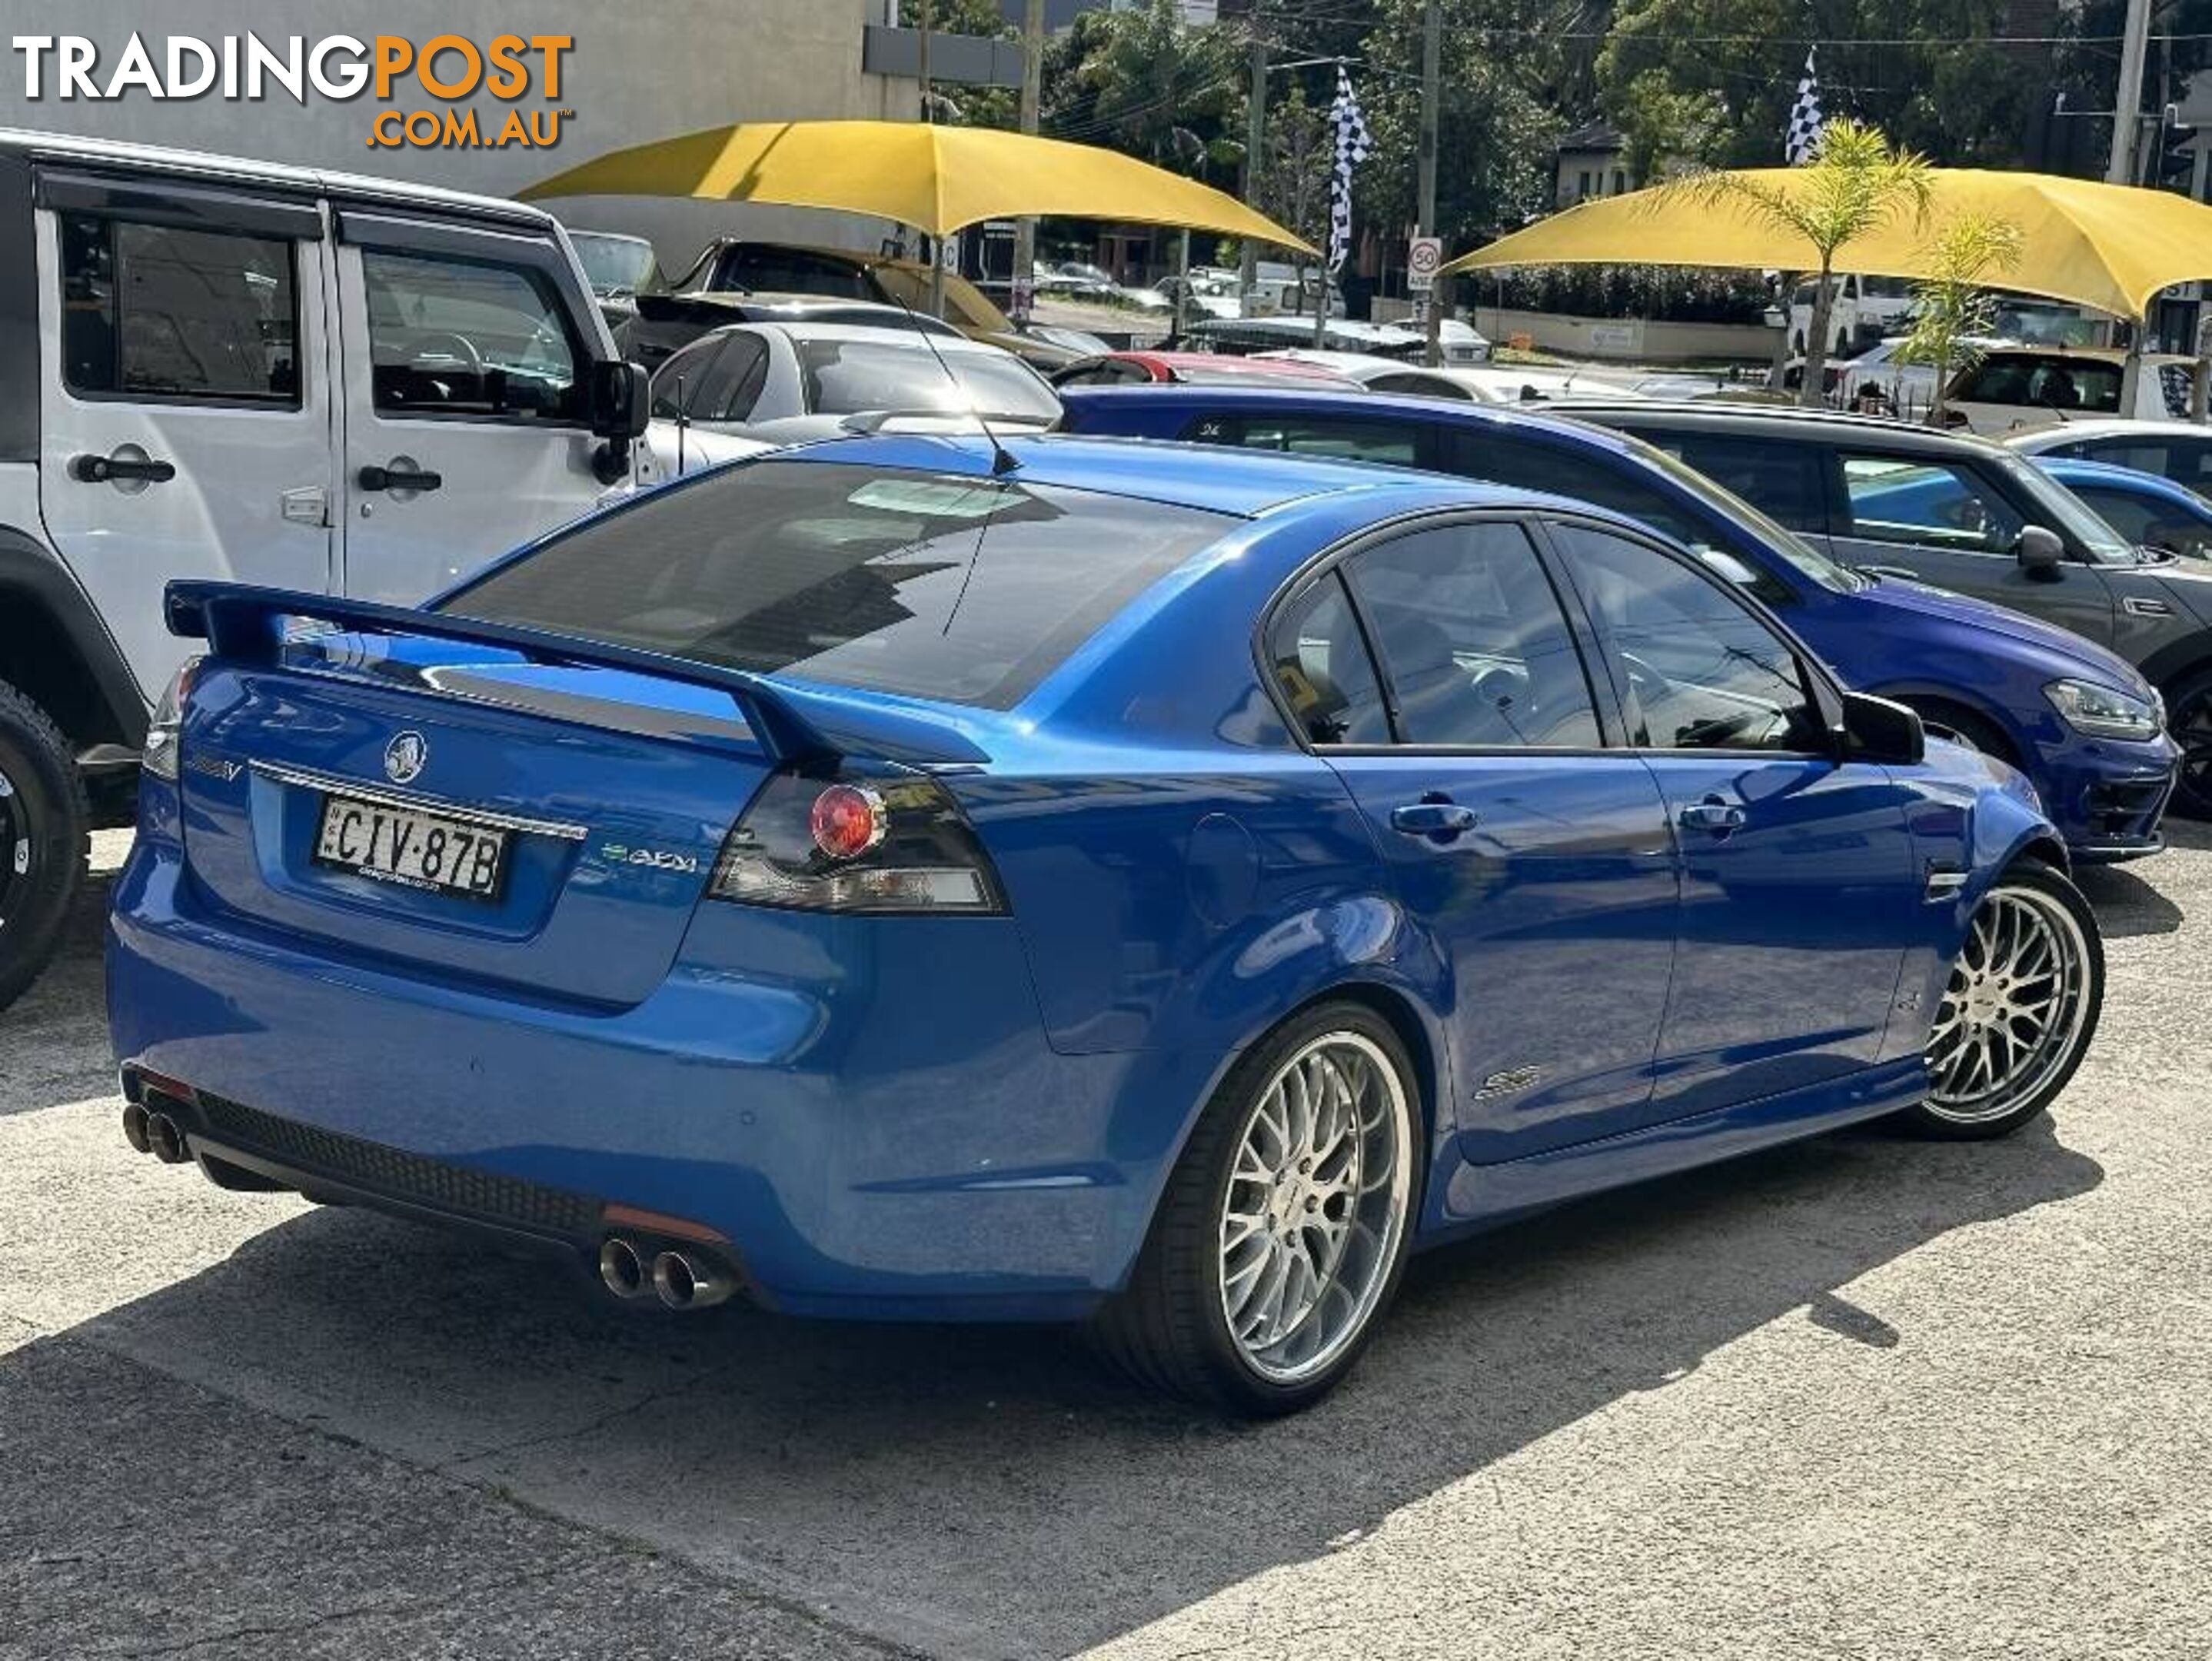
top-left (1427, 1056), bottom-right (1926, 1241)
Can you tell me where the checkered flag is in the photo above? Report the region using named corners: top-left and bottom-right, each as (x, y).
top-left (1328, 64), bottom-right (1372, 273)
top-left (1785, 46), bottom-right (1825, 165)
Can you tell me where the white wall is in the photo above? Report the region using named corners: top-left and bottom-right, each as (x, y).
top-left (2, 2), bottom-right (916, 276)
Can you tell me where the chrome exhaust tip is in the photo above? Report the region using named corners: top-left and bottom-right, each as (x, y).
top-left (651, 1250), bottom-right (732, 1312)
top-left (121, 1103), bottom-right (151, 1155)
top-left (597, 1237), bottom-right (647, 1300)
top-left (146, 1112), bottom-right (190, 1165)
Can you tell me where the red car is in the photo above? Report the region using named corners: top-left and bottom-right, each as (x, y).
top-left (1049, 351), bottom-right (1362, 391)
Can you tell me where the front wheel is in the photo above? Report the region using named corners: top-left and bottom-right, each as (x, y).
top-left (2163, 667), bottom-right (2212, 819)
top-left (0, 679), bottom-right (88, 1014)
top-left (1093, 1004), bottom-right (1421, 1415)
top-left (1898, 861), bottom-right (2103, 1140)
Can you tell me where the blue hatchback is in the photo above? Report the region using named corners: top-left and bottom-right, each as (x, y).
top-left (110, 436), bottom-right (2104, 1413)
top-left (2036, 456), bottom-right (2212, 562)
top-left (1059, 385), bottom-right (2180, 861)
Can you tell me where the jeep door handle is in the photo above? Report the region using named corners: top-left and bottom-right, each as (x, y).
top-left (1679, 798), bottom-right (1747, 834)
top-left (358, 464), bottom-right (444, 493)
top-left (70, 452), bottom-right (176, 484)
top-left (1391, 801), bottom-right (1480, 838)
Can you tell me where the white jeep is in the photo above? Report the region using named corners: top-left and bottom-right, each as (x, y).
top-left (0, 128), bottom-right (652, 1009)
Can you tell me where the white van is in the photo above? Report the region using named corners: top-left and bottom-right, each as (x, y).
top-left (1789, 273), bottom-right (1917, 357)
top-left (0, 128), bottom-right (652, 1009)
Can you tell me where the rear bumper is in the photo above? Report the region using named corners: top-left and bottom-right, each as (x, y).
top-left (108, 841), bottom-right (1173, 1322)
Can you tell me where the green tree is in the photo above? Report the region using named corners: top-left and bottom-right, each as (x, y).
top-left (898, 0), bottom-right (1017, 127)
top-left (1658, 118), bottom-right (1933, 404)
top-left (1043, 0), bottom-right (1241, 177)
top-left (1898, 212), bottom-right (2023, 420)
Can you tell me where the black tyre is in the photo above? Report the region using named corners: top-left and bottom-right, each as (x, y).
top-left (1093, 1002), bottom-right (1421, 1416)
top-left (0, 679), bottom-right (88, 1014)
top-left (1896, 860), bottom-right (2104, 1140)
top-left (2163, 667), bottom-right (2212, 819)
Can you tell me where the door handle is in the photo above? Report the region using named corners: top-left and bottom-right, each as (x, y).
top-left (1390, 800), bottom-right (1480, 840)
top-left (1678, 797), bottom-right (1747, 834)
top-left (1858, 563), bottom-right (1920, 581)
top-left (358, 463), bottom-right (444, 493)
top-left (70, 452), bottom-right (176, 484)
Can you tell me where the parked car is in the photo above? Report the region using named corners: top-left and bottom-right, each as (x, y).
top-left (1563, 401), bottom-right (2212, 817)
top-left (2034, 458), bottom-right (2212, 561)
top-left (614, 291), bottom-right (963, 373)
top-left (113, 433), bottom-right (2101, 1415)
top-left (0, 126), bottom-right (652, 1012)
top-left (1833, 336), bottom-right (2005, 420)
top-left (671, 239), bottom-right (1105, 368)
top-left (1255, 351), bottom-right (1632, 404)
top-left (1184, 316), bottom-right (1470, 360)
top-left (1049, 351), bottom-right (1360, 390)
top-left (566, 228), bottom-right (666, 332)
top-left (1059, 386), bottom-right (2180, 857)
top-left (1943, 348), bottom-right (2194, 433)
top-left (2006, 419), bottom-right (2212, 497)
top-left (647, 322), bottom-right (1061, 474)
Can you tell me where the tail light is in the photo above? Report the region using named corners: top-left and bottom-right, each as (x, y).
top-left (141, 656), bottom-right (205, 784)
top-left (708, 767), bottom-right (1006, 914)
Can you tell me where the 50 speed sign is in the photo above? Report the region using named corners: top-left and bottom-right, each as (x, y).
top-left (1408, 237), bottom-right (1443, 292)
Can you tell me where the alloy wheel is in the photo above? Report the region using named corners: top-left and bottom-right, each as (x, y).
top-left (1926, 884), bottom-right (2094, 1124)
top-left (1218, 1030), bottom-right (1412, 1385)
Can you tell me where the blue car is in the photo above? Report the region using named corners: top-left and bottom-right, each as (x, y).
top-left (110, 436), bottom-right (2104, 1414)
top-left (1059, 385), bottom-right (2180, 862)
top-left (2035, 456), bottom-right (2212, 563)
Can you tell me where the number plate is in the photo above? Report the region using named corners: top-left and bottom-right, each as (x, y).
top-left (313, 794), bottom-right (510, 900)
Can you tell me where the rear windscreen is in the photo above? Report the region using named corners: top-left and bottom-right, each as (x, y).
top-left (440, 461), bottom-right (1229, 709)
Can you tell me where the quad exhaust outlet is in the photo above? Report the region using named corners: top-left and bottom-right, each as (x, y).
top-left (122, 1100), bottom-right (191, 1164)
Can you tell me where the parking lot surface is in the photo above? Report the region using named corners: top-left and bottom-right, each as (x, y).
top-left (4, 830), bottom-right (2207, 1660)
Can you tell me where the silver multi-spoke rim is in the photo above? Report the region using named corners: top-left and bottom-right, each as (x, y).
top-left (1927, 884), bottom-right (2091, 1123)
top-left (1219, 1030), bottom-right (1412, 1385)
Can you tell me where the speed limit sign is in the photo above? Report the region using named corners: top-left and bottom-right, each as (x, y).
top-left (1408, 236), bottom-right (1443, 292)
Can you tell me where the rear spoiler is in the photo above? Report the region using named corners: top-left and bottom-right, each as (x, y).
top-left (165, 581), bottom-right (990, 767)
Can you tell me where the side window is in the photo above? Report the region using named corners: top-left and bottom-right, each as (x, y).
top-left (726, 248), bottom-right (871, 300)
top-left (649, 338), bottom-right (726, 419)
top-left (1345, 522), bottom-right (1602, 748)
top-left (60, 212), bottom-right (300, 406)
top-left (361, 248), bottom-right (583, 421)
top-left (1197, 415), bottom-right (1422, 466)
top-left (1369, 371), bottom-right (1473, 401)
top-left (1554, 524), bottom-right (1825, 754)
top-left (710, 334), bottom-right (772, 421)
top-left (2071, 488), bottom-right (2161, 546)
top-left (1266, 572), bottom-right (1391, 745)
top-left (1838, 454), bottom-right (2024, 554)
top-left (1650, 434), bottom-right (1829, 534)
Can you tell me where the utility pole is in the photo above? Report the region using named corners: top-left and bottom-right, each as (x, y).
top-left (2107, 0), bottom-right (2153, 406)
top-left (1419, 0), bottom-right (1442, 366)
top-left (2107, 0), bottom-right (2152, 185)
top-left (917, 0), bottom-right (933, 124)
top-left (1241, 29), bottom-right (1266, 313)
top-left (1011, 0), bottom-right (1043, 325)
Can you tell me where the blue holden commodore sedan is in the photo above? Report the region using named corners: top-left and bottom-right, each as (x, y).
top-left (110, 434), bottom-right (2104, 1414)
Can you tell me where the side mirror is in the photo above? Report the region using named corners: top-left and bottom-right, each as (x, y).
top-left (2014, 524), bottom-right (2065, 578)
top-left (1838, 691), bottom-right (1925, 765)
top-left (590, 359), bottom-right (652, 442)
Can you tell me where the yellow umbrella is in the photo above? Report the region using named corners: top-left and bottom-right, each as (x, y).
top-left (1440, 169), bottom-right (2212, 321)
top-left (522, 119), bottom-right (1314, 253)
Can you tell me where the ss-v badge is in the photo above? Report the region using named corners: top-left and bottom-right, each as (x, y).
top-left (183, 751), bottom-right (244, 784)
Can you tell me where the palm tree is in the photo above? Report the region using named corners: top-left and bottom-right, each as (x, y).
top-left (1898, 213), bottom-right (2024, 422)
top-left (1662, 120), bottom-right (1934, 407)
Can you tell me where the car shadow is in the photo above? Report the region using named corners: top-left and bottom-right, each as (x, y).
top-left (25, 1113), bottom-right (2104, 1656)
top-left (2074, 860), bottom-right (2185, 937)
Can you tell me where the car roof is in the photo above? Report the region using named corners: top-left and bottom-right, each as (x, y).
top-left (1552, 396), bottom-right (2016, 454)
top-left (2006, 418), bottom-right (2212, 448)
top-left (2037, 456), bottom-right (2207, 499)
top-left (0, 126), bottom-right (551, 231)
top-left (1055, 381), bottom-right (1654, 445)
top-left (733, 320), bottom-right (1012, 352)
top-left (767, 430), bottom-right (1578, 521)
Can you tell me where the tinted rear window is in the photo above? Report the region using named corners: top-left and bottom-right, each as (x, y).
top-left (441, 461), bottom-right (1228, 709)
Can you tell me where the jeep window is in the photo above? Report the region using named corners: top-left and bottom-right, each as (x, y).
top-left (361, 250), bottom-right (584, 422)
top-left (60, 214), bottom-right (300, 406)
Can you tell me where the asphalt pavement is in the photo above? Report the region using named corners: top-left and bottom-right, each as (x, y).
top-left (3, 828), bottom-right (2206, 1660)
